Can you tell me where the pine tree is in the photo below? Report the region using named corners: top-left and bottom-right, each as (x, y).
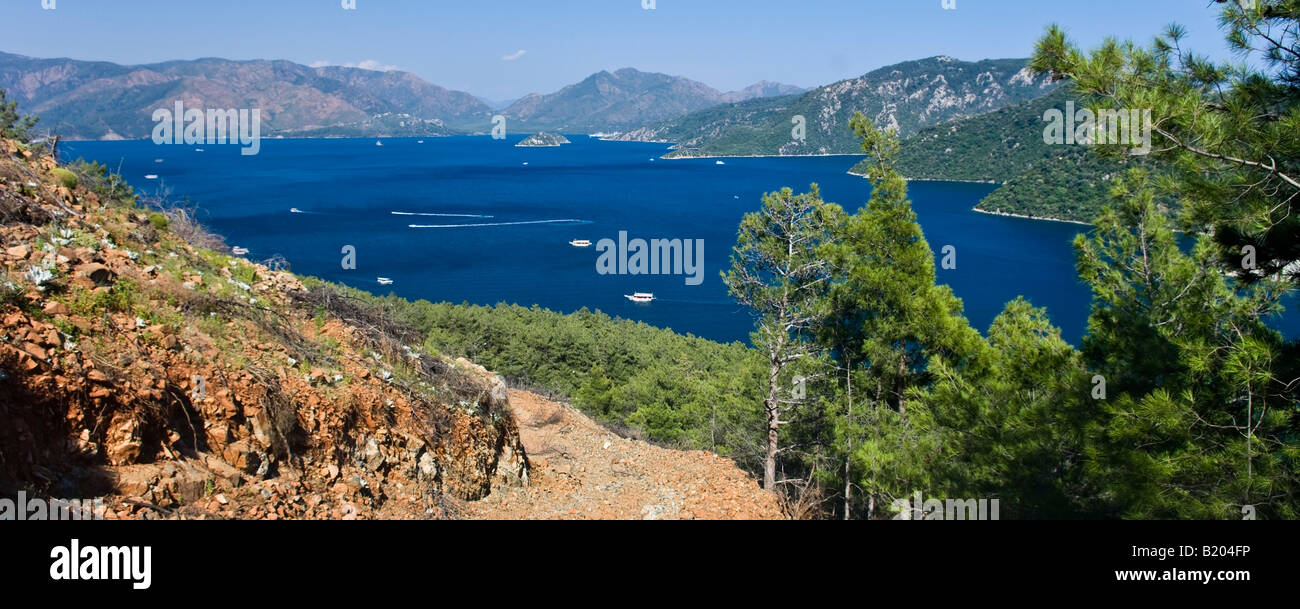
top-left (1074, 171), bottom-right (1296, 518)
top-left (1030, 0), bottom-right (1300, 519)
top-left (818, 114), bottom-right (984, 517)
top-left (723, 185), bottom-right (838, 491)
top-left (1030, 0), bottom-right (1300, 284)
top-left (923, 298), bottom-right (1092, 518)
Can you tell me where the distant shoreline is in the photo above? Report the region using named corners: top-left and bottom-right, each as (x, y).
top-left (971, 207), bottom-right (1092, 226)
top-left (847, 169), bottom-right (1003, 185)
top-left (844, 168), bottom-right (1093, 226)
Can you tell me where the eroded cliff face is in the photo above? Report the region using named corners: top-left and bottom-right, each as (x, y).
top-left (0, 137), bottom-right (527, 519)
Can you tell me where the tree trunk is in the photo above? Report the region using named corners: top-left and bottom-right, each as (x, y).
top-left (895, 351), bottom-right (908, 415)
top-left (764, 356), bottom-right (781, 492)
top-left (843, 357), bottom-right (852, 520)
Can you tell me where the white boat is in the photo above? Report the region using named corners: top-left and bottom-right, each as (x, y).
top-left (194, 148), bottom-right (204, 152)
top-left (231, 246), bottom-right (249, 256)
top-left (144, 174), bottom-right (158, 180)
top-left (154, 158), bottom-right (163, 163)
top-left (375, 140), bottom-right (383, 146)
top-left (377, 277), bottom-right (394, 286)
top-left (715, 160), bottom-right (725, 165)
top-left (417, 140), bottom-right (424, 144)
top-left (522, 162), bottom-right (529, 166)
top-left (624, 292), bottom-right (655, 303)
top-left (569, 239), bottom-right (592, 247)
top-left (290, 207), bottom-right (302, 213)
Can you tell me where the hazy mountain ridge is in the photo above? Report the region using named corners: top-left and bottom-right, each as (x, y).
top-left (499, 67), bottom-right (802, 133)
top-left (0, 51), bottom-right (492, 139)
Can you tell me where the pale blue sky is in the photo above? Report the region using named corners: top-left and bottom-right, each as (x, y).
top-left (6, 0), bottom-right (1235, 100)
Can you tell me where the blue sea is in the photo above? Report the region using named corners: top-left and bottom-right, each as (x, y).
top-left (60, 135), bottom-right (1298, 345)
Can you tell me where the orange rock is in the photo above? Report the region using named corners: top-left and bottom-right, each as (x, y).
top-left (21, 342), bottom-right (46, 360)
top-left (41, 301), bottom-right (68, 316)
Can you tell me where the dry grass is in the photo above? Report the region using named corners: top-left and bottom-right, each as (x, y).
top-left (138, 190), bottom-right (226, 252)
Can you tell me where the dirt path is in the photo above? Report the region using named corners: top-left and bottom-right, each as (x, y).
top-left (465, 390), bottom-right (783, 520)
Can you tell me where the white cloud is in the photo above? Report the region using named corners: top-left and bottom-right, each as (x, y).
top-left (309, 59), bottom-right (400, 72)
top-left (500, 50), bottom-right (527, 61)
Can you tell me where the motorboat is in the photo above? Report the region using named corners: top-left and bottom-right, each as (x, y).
top-left (624, 292), bottom-right (654, 303)
top-left (569, 239), bottom-right (592, 247)
top-left (377, 277), bottom-right (394, 286)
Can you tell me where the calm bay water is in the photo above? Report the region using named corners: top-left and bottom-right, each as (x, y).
top-left (60, 135), bottom-right (1296, 345)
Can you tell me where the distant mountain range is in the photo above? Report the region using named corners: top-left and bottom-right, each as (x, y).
top-left (0, 51), bottom-right (490, 139)
top-left (498, 68), bottom-right (803, 133)
top-left (613, 56), bottom-right (1058, 157)
top-left (0, 51), bottom-right (803, 139)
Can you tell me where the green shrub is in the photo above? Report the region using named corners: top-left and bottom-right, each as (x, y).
top-left (69, 278), bottom-right (139, 316)
top-left (148, 212), bottom-right (169, 230)
top-left (50, 168), bottom-right (78, 189)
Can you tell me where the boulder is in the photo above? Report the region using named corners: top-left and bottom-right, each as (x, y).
top-left (75, 262), bottom-right (115, 287)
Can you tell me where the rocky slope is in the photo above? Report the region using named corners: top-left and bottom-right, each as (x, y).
top-left (0, 137), bottom-right (530, 519)
top-left (466, 390), bottom-right (782, 520)
top-left (0, 135), bottom-right (776, 520)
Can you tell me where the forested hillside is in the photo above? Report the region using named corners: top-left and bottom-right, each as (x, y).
top-left (615, 56), bottom-right (1058, 157)
top-left (853, 85), bottom-right (1159, 223)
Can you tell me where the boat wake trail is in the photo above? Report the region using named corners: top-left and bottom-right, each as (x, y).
top-left (392, 211), bottom-right (495, 218)
top-left (408, 219), bottom-right (591, 228)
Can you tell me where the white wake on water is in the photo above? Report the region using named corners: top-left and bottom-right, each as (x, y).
top-left (407, 219), bottom-right (590, 228)
top-left (391, 211), bottom-right (495, 218)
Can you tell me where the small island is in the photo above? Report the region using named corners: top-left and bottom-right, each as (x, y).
top-left (515, 132), bottom-right (571, 147)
